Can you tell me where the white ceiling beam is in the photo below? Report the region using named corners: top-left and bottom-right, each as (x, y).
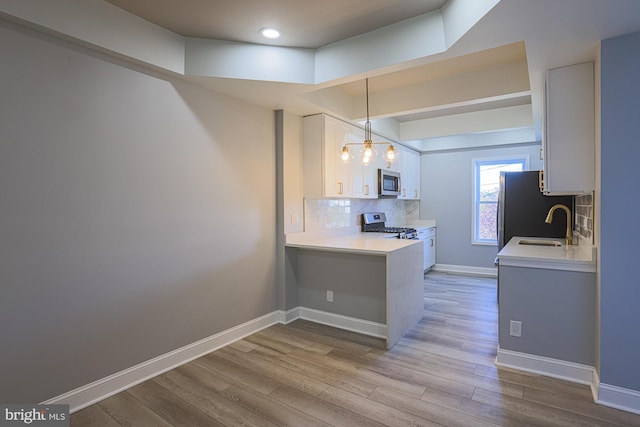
top-left (0, 0), bottom-right (185, 74)
top-left (351, 59), bottom-right (530, 120)
top-left (400, 104), bottom-right (533, 140)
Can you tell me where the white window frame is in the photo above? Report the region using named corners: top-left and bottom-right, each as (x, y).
top-left (472, 155), bottom-right (530, 246)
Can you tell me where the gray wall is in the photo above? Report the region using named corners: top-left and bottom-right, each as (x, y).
top-left (296, 250), bottom-right (386, 323)
top-left (0, 22), bottom-right (276, 402)
top-left (420, 143), bottom-right (543, 269)
top-left (600, 31), bottom-right (640, 391)
top-left (499, 266), bottom-right (596, 366)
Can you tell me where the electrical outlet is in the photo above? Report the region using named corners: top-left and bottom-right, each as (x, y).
top-left (326, 290), bottom-right (334, 303)
top-left (510, 320), bottom-right (522, 337)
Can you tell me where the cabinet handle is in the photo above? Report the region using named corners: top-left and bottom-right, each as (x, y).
top-left (363, 184), bottom-right (369, 195)
top-left (414, 189), bottom-right (418, 198)
top-left (338, 182), bottom-right (343, 195)
top-left (430, 239), bottom-right (434, 247)
top-left (402, 188), bottom-right (406, 197)
top-left (538, 170), bottom-right (544, 192)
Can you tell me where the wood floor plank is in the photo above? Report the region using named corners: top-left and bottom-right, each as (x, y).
top-left (287, 347), bottom-right (427, 398)
top-left (152, 369), bottom-right (278, 427)
top-left (328, 348), bottom-right (477, 399)
top-left (369, 386), bottom-right (501, 427)
top-left (245, 339), bottom-right (379, 397)
top-left (286, 318), bottom-right (387, 349)
top-left (524, 386), bottom-right (640, 427)
top-left (215, 345), bottom-right (331, 396)
top-left (472, 387), bottom-right (621, 427)
top-left (96, 391), bottom-right (174, 427)
top-left (419, 386), bottom-right (550, 427)
top-left (257, 325), bottom-right (334, 354)
top-left (219, 383), bottom-right (331, 427)
top-left (362, 345), bottom-right (524, 399)
top-left (318, 385), bottom-right (443, 427)
top-left (193, 353), bottom-right (281, 395)
top-left (126, 380), bottom-right (223, 426)
top-left (270, 385), bottom-right (388, 427)
top-left (229, 338), bottom-right (259, 353)
top-left (69, 404), bottom-right (122, 427)
top-left (272, 321), bottom-right (374, 356)
top-left (473, 363), bottom-right (594, 400)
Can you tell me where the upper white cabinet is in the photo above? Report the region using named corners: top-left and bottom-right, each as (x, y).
top-left (542, 62), bottom-right (595, 195)
top-left (398, 146), bottom-right (421, 200)
top-left (303, 113), bottom-right (419, 200)
top-left (350, 126), bottom-right (378, 199)
top-left (303, 114), bottom-right (352, 198)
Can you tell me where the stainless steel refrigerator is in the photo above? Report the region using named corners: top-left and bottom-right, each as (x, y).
top-left (497, 171), bottom-right (574, 251)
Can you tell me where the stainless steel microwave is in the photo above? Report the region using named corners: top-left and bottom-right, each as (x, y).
top-left (378, 169), bottom-right (401, 197)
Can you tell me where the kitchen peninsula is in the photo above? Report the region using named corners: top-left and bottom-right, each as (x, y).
top-left (285, 229), bottom-right (424, 349)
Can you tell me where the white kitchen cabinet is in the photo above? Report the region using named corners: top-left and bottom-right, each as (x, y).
top-left (350, 126), bottom-right (378, 199)
top-left (542, 62), bottom-right (595, 195)
top-left (304, 113), bottom-right (415, 199)
top-left (398, 146), bottom-right (421, 200)
top-left (417, 227), bottom-right (436, 271)
top-left (303, 114), bottom-right (353, 198)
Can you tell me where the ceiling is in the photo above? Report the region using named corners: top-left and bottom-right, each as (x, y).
top-left (106, 0), bottom-right (447, 49)
top-left (101, 0), bottom-right (640, 152)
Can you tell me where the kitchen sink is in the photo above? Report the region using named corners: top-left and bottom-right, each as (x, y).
top-left (518, 239), bottom-right (563, 247)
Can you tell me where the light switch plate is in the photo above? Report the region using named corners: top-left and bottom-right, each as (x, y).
top-left (510, 320), bottom-right (522, 337)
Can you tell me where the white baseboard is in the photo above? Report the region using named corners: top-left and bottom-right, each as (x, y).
top-left (43, 310), bottom-right (283, 413)
top-left (280, 306), bottom-right (300, 324)
top-left (298, 306), bottom-right (387, 339)
top-left (432, 263), bottom-right (498, 277)
top-left (495, 347), bottom-right (596, 386)
top-left (597, 381), bottom-right (640, 415)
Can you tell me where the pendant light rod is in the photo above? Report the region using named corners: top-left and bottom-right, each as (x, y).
top-left (340, 77), bottom-right (398, 165)
top-left (365, 78), bottom-right (372, 142)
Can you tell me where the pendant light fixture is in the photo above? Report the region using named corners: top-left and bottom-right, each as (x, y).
top-left (341, 78), bottom-right (398, 166)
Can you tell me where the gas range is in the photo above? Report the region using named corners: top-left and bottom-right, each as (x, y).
top-left (361, 212), bottom-right (418, 240)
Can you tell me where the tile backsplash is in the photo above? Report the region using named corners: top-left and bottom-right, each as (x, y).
top-left (575, 193), bottom-right (593, 241)
top-left (304, 198), bottom-right (419, 232)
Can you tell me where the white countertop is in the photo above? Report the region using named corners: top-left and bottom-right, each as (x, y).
top-left (404, 220), bottom-right (436, 230)
top-left (497, 236), bottom-right (596, 273)
top-left (285, 227), bottom-right (422, 255)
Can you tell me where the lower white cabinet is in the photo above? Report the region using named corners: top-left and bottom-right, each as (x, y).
top-left (417, 227), bottom-right (436, 271)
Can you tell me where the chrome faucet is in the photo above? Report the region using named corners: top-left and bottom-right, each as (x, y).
top-left (545, 204), bottom-right (573, 245)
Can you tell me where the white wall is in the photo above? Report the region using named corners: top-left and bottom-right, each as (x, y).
top-left (0, 22), bottom-right (276, 403)
top-left (420, 143), bottom-right (543, 269)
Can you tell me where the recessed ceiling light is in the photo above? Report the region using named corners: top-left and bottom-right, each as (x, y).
top-left (260, 27), bottom-right (280, 39)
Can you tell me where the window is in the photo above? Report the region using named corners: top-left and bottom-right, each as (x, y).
top-left (473, 157), bottom-right (527, 245)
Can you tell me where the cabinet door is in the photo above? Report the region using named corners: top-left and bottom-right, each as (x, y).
top-left (426, 233), bottom-right (436, 268)
top-left (398, 146), bottom-right (421, 200)
top-left (350, 126), bottom-right (378, 198)
top-left (543, 62), bottom-right (594, 195)
top-left (323, 116), bottom-right (352, 197)
top-left (418, 228), bottom-right (436, 270)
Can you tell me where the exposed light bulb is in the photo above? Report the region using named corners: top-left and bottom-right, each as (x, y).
top-left (341, 146), bottom-right (350, 161)
top-left (260, 27), bottom-right (280, 39)
top-left (363, 141), bottom-right (373, 158)
top-left (386, 145), bottom-right (396, 161)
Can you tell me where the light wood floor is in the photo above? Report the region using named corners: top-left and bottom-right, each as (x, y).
top-left (72, 272), bottom-right (640, 426)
